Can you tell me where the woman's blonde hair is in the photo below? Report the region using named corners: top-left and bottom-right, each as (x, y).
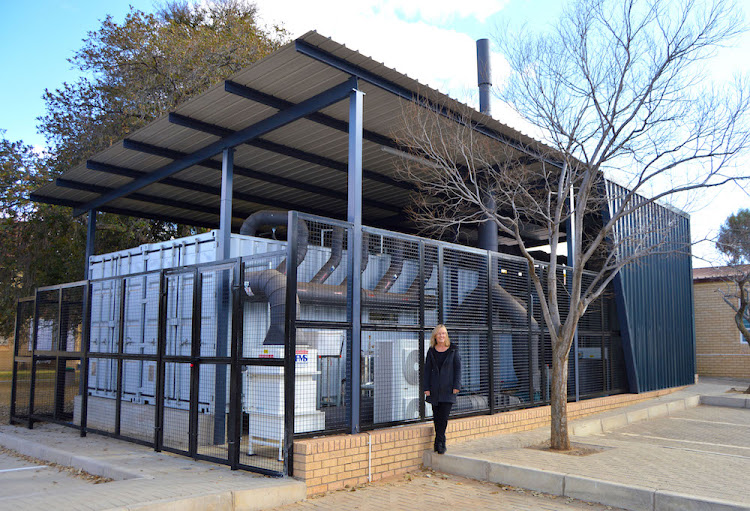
top-left (430, 324), bottom-right (450, 348)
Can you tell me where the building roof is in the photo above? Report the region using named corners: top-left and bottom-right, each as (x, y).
top-left (693, 265), bottom-right (750, 282)
top-left (31, 31), bottom-right (548, 236)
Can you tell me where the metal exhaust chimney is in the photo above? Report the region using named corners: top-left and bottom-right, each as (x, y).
top-left (476, 38), bottom-right (498, 251)
top-left (477, 38), bottom-right (492, 116)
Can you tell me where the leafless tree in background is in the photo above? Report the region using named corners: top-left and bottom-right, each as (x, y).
top-left (396, 0), bottom-right (750, 449)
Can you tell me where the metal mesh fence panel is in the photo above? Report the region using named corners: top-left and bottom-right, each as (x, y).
top-left (31, 358), bottom-right (56, 417)
top-left (450, 330), bottom-right (490, 416)
top-left (162, 362), bottom-right (191, 452)
top-left (15, 300), bottom-right (35, 356)
top-left (85, 357), bottom-right (118, 434)
top-left (59, 358), bottom-right (80, 419)
top-left (60, 287), bottom-right (84, 352)
top-left (424, 244), bottom-right (439, 326)
top-left (119, 358), bottom-right (156, 442)
top-left (123, 275), bottom-right (160, 356)
top-left (298, 219), bottom-right (349, 324)
top-left (363, 331), bottom-right (422, 427)
top-left (297, 327), bottom-right (346, 432)
top-left (199, 268), bottom-right (233, 358)
top-left (165, 272), bottom-right (194, 358)
top-left (196, 362), bottom-right (231, 461)
top-left (444, 249), bottom-right (488, 327)
top-left (90, 279), bottom-right (122, 354)
top-left (13, 360), bottom-right (32, 418)
top-left (242, 252), bottom-right (286, 357)
top-left (35, 290), bottom-right (59, 351)
top-left (362, 230), bottom-right (420, 327)
top-left (239, 362), bottom-right (286, 474)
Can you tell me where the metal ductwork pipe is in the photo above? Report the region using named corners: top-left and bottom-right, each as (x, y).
top-left (310, 226), bottom-right (344, 284)
top-left (245, 269), bottom-right (300, 345)
top-left (240, 210), bottom-right (309, 272)
top-left (374, 240), bottom-right (406, 293)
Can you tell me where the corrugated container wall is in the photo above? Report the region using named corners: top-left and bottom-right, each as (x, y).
top-left (606, 181), bottom-right (696, 393)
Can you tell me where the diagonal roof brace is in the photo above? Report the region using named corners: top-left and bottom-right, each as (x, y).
top-left (72, 76), bottom-right (359, 216)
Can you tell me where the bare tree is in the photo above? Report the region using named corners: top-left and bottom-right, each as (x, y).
top-left (716, 209), bottom-right (750, 392)
top-left (395, 0), bottom-right (750, 449)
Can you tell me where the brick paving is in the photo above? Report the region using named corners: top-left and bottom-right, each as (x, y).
top-left (270, 469), bottom-right (627, 511)
top-left (447, 385), bottom-right (750, 507)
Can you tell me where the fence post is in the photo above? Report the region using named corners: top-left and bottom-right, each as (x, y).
top-left (80, 282), bottom-right (91, 437)
top-left (155, 271), bottom-right (167, 451)
top-left (283, 211), bottom-right (299, 476)
top-left (487, 254), bottom-right (495, 414)
top-left (228, 260), bottom-right (243, 470)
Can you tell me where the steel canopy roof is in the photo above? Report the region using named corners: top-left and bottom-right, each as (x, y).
top-left (32, 31), bottom-right (548, 236)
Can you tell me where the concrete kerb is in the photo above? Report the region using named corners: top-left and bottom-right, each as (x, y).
top-left (700, 394), bottom-right (750, 409)
top-left (571, 394), bottom-right (701, 439)
top-left (111, 481), bottom-right (308, 511)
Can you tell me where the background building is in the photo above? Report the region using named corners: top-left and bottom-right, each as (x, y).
top-left (693, 266), bottom-right (750, 380)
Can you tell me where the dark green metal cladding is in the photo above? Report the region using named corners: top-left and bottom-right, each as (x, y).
top-left (606, 181), bottom-right (696, 393)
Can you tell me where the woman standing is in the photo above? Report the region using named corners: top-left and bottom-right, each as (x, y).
top-left (423, 324), bottom-right (461, 454)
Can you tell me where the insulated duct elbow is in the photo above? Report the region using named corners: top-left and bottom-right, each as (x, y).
top-left (374, 240), bottom-right (406, 293)
top-left (310, 226), bottom-right (344, 284)
top-left (239, 210), bottom-right (309, 270)
top-left (245, 269), bottom-right (300, 346)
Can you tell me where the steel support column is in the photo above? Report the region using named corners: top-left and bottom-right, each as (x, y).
top-left (84, 210), bottom-right (96, 280)
top-left (348, 85), bottom-right (364, 434)
top-left (213, 148), bottom-right (234, 445)
top-left (283, 211), bottom-right (300, 475)
top-left (567, 189), bottom-right (579, 402)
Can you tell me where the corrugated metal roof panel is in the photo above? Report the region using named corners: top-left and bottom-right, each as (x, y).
top-left (32, 31), bottom-right (555, 236)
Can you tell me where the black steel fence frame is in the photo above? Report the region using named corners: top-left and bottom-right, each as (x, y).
top-left (12, 211), bottom-right (626, 477)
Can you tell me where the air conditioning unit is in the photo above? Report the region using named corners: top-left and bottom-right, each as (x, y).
top-left (373, 338), bottom-right (430, 423)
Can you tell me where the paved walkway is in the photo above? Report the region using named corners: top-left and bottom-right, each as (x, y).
top-left (0, 423), bottom-right (305, 510)
top-left (0, 378), bottom-right (748, 510)
top-left (428, 378), bottom-right (750, 511)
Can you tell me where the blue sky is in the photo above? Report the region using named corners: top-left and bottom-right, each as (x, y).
top-left (0, 0), bottom-right (747, 266)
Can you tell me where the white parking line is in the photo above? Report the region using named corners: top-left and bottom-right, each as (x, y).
top-left (620, 432), bottom-right (750, 451)
top-left (0, 466), bottom-right (48, 473)
top-left (668, 417), bottom-right (750, 428)
top-left (660, 445), bottom-right (750, 460)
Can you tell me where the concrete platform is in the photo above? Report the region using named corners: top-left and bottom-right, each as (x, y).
top-left (0, 422), bottom-right (305, 511)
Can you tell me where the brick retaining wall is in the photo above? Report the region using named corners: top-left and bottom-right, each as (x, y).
top-left (293, 386), bottom-right (684, 495)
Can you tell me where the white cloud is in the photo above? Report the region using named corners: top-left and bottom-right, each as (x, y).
top-left (253, 0), bottom-right (510, 106)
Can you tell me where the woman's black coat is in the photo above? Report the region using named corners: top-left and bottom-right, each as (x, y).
top-left (423, 344), bottom-right (462, 405)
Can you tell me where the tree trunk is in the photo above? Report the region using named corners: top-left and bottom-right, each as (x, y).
top-left (550, 346), bottom-right (570, 450)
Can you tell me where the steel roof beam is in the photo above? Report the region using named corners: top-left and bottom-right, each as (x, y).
top-left (168, 112), bottom-right (412, 193)
top-left (85, 160), bottom-right (343, 218)
top-left (30, 194), bottom-right (219, 229)
top-left (224, 80), bottom-right (397, 149)
top-left (57, 178), bottom-right (221, 216)
top-left (122, 136), bottom-right (401, 212)
top-left (72, 77), bottom-right (358, 216)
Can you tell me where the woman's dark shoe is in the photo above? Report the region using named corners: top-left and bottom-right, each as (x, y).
top-left (433, 440), bottom-right (439, 452)
top-left (436, 441), bottom-right (446, 454)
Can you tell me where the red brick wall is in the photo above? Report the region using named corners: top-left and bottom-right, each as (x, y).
top-left (294, 387), bottom-right (683, 495)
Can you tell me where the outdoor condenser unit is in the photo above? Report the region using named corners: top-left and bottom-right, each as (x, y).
top-left (373, 338), bottom-right (432, 423)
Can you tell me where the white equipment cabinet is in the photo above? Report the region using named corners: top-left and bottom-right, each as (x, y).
top-left (244, 346), bottom-right (325, 460)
